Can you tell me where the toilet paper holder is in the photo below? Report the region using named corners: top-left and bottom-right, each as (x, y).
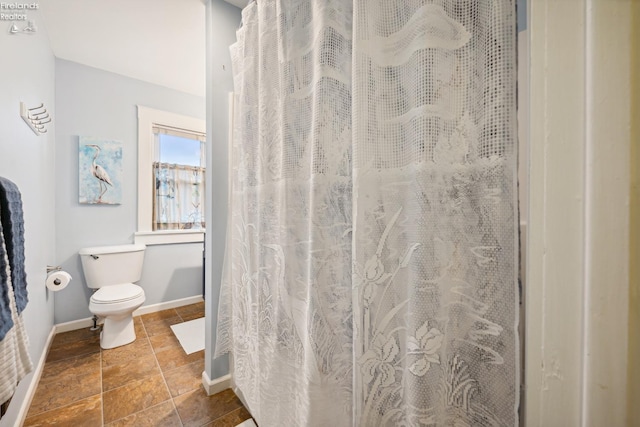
top-left (46, 265), bottom-right (61, 273)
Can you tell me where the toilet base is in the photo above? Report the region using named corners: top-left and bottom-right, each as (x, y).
top-left (100, 314), bottom-right (136, 349)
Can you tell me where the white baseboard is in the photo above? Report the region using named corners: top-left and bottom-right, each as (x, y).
top-left (133, 295), bottom-right (204, 317)
top-left (54, 295), bottom-right (204, 333)
top-left (54, 317), bottom-right (98, 333)
top-left (15, 325), bottom-right (56, 426)
top-left (202, 372), bottom-right (231, 396)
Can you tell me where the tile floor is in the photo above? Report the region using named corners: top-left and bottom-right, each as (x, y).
top-left (23, 302), bottom-right (253, 427)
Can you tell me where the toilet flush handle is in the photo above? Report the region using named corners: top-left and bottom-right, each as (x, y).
top-left (90, 255), bottom-right (99, 260)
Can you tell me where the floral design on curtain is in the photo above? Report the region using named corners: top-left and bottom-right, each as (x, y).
top-left (216, 1), bottom-right (518, 426)
top-left (153, 162), bottom-right (205, 230)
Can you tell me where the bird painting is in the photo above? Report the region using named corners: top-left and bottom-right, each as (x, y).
top-left (79, 138), bottom-right (122, 205)
top-left (86, 144), bottom-right (113, 203)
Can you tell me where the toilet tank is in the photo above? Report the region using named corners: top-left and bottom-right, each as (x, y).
top-left (79, 244), bottom-right (146, 289)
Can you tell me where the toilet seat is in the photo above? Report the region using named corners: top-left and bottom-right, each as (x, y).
top-left (91, 283), bottom-right (144, 304)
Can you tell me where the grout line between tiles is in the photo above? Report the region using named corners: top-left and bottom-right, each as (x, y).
top-left (102, 318), bottom-right (173, 425)
top-left (22, 393), bottom-right (104, 424)
top-left (143, 314), bottom-right (185, 427)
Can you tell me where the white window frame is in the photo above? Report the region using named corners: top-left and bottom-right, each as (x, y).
top-left (136, 105), bottom-right (206, 245)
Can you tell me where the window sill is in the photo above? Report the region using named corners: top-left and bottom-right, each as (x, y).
top-left (134, 230), bottom-right (205, 246)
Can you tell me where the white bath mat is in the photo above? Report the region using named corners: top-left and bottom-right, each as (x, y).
top-left (236, 419), bottom-right (257, 427)
top-left (170, 317), bottom-right (205, 354)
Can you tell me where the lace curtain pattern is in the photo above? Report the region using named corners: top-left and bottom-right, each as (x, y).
top-left (153, 162), bottom-right (205, 230)
top-left (216, 1), bottom-right (518, 426)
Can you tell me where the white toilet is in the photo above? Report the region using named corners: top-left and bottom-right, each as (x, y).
top-left (79, 244), bottom-right (146, 349)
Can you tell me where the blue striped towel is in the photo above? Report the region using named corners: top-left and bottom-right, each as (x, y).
top-left (0, 178), bottom-right (28, 341)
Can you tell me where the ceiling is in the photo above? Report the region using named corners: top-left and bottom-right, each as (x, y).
top-left (40, 0), bottom-right (244, 97)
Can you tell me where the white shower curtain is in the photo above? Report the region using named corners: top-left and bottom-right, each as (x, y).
top-left (216, 1), bottom-right (518, 426)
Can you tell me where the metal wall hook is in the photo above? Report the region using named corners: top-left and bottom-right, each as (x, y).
top-left (20, 102), bottom-right (51, 135)
top-left (8, 20), bottom-right (37, 35)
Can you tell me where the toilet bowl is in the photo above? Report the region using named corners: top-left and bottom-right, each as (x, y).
top-left (89, 283), bottom-right (146, 349)
top-left (79, 244), bottom-right (147, 349)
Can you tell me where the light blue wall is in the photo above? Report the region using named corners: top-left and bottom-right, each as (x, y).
top-left (205, 0), bottom-right (242, 380)
top-left (517, 0), bottom-right (527, 31)
top-left (54, 59), bottom-right (206, 324)
top-left (0, 14), bottom-right (56, 427)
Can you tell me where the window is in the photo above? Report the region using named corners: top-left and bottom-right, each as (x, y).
top-left (153, 126), bottom-right (206, 231)
top-left (136, 106), bottom-right (206, 245)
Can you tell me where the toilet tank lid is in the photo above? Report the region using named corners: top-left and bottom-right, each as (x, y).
top-left (79, 244), bottom-right (146, 256)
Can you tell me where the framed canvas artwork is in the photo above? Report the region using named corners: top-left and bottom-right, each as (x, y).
top-left (79, 137), bottom-right (123, 205)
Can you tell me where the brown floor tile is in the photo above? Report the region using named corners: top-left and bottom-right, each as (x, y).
top-left (103, 374), bottom-right (171, 424)
top-left (105, 400), bottom-right (182, 427)
top-left (46, 334), bottom-right (100, 363)
top-left (156, 347), bottom-right (205, 372)
top-left (134, 316), bottom-right (147, 338)
top-left (102, 352), bottom-right (161, 391)
top-left (175, 302), bottom-right (204, 321)
top-left (23, 394), bottom-right (102, 427)
top-left (49, 327), bottom-right (101, 349)
top-left (38, 352), bottom-right (100, 385)
top-left (204, 407), bottom-right (253, 427)
top-left (179, 312), bottom-right (205, 322)
top-left (27, 303), bottom-right (251, 427)
top-left (142, 316), bottom-right (183, 337)
top-left (140, 309), bottom-right (179, 323)
top-left (174, 388), bottom-right (243, 427)
top-left (149, 332), bottom-right (182, 354)
top-left (27, 359), bottom-right (101, 417)
top-left (163, 359), bottom-right (205, 397)
top-left (102, 338), bottom-right (153, 367)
